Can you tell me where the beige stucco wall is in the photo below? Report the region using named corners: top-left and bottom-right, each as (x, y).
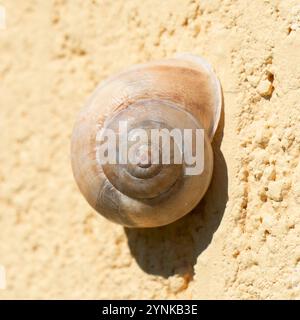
top-left (1, 0), bottom-right (300, 299)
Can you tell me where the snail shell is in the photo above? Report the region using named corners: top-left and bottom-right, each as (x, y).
top-left (71, 54), bottom-right (222, 228)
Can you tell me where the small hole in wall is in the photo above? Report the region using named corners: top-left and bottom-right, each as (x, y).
top-left (267, 72), bottom-right (274, 83)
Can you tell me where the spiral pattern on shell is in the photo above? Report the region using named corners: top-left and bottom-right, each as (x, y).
top-left (71, 54), bottom-right (222, 227)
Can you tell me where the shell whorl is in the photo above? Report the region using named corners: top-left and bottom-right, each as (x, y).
top-left (71, 54), bottom-right (221, 227)
top-left (101, 99), bottom-right (201, 200)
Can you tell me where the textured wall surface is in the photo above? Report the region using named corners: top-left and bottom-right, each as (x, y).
top-left (1, 0), bottom-right (300, 299)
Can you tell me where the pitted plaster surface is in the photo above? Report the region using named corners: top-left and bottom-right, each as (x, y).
top-left (0, 0), bottom-right (300, 299)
